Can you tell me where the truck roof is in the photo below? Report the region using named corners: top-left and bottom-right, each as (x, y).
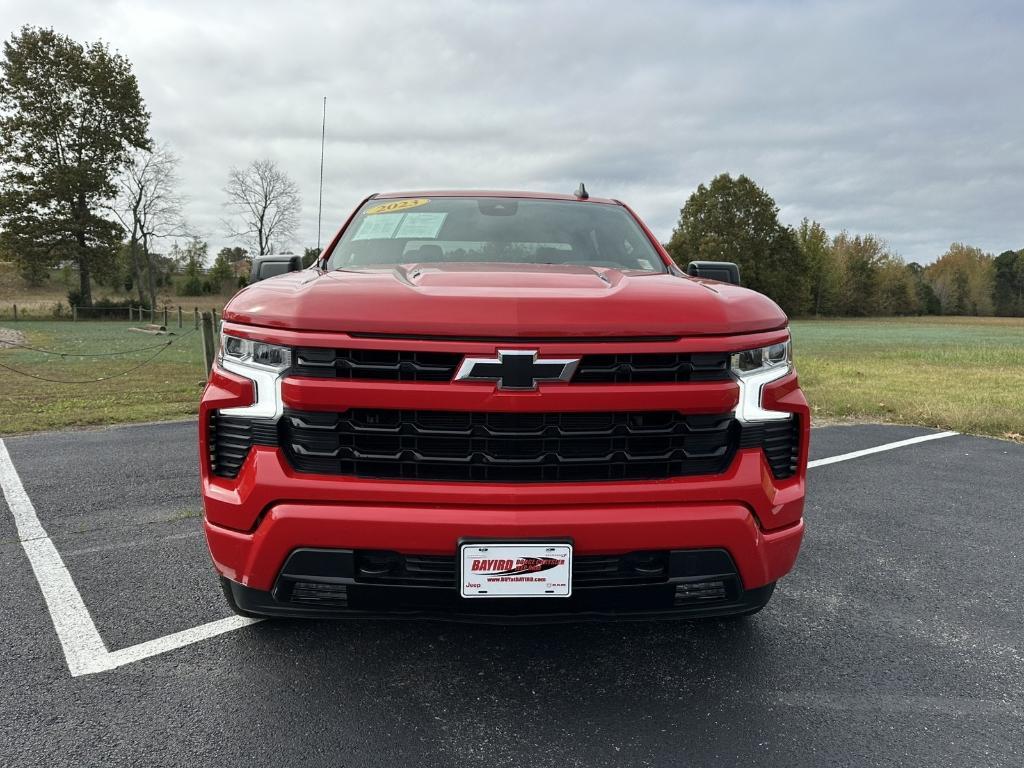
top-left (371, 189), bottom-right (621, 205)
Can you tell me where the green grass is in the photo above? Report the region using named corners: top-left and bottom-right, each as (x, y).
top-left (791, 316), bottom-right (1024, 439)
top-left (1, 316), bottom-right (1021, 439)
top-left (0, 320), bottom-right (209, 434)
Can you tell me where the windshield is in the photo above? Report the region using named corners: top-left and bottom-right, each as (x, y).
top-left (325, 196), bottom-right (667, 273)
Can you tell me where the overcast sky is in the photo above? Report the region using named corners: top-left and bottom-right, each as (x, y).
top-left (3, 0), bottom-right (1021, 263)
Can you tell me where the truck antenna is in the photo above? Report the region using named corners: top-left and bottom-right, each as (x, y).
top-left (574, 182), bottom-right (589, 200)
top-left (316, 96), bottom-right (326, 251)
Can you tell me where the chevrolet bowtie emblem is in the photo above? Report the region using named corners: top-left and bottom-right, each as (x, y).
top-left (454, 350), bottom-right (580, 390)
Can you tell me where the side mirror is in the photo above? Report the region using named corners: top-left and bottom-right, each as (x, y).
top-left (250, 254), bottom-right (303, 283)
top-left (686, 261), bottom-right (741, 286)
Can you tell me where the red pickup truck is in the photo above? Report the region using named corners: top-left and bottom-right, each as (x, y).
top-left (200, 190), bottom-right (808, 622)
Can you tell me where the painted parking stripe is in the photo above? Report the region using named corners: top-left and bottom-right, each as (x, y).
top-left (808, 430), bottom-right (958, 468)
top-left (0, 439), bottom-right (258, 677)
top-left (0, 427), bottom-right (958, 677)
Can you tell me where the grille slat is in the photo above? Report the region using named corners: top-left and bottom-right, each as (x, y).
top-left (282, 409), bottom-right (737, 483)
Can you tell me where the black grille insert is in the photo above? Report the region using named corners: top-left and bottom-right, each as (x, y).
top-left (289, 348), bottom-right (731, 384)
top-left (573, 352), bottom-right (729, 383)
top-left (292, 348), bottom-right (462, 381)
top-left (280, 408), bottom-right (737, 483)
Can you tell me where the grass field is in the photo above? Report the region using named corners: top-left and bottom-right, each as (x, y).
top-left (1, 316), bottom-right (1021, 438)
top-left (0, 320), bottom-right (209, 434)
top-left (791, 317), bottom-right (1024, 440)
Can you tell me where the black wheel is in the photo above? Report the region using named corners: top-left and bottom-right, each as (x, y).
top-left (220, 576), bottom-right (267, 619)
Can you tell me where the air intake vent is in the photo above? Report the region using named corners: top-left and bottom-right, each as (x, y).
top-left (289, 582), bottom-right (349, 607)
top-left (674, 579), bottom-right (729, 605)
top-left (207, 412), bottom-right (279, 478)
top-left (353, 551), bottom-right (671, 588)
top-left (739, 417), bottom-right (800, 479)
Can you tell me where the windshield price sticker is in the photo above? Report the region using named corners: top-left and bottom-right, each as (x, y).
top-left (393, 212), bottom-right (447, 239)
top-left (460, 543), bottom-right (572, 598)
top-left (351, 213), bottom-right (404, 240)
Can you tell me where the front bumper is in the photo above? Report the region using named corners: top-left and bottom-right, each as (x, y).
top-left (200, 332), bottom-right (809, 621)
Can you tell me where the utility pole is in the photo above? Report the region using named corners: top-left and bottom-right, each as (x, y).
top-left (317, 96), bottom-right (326, 251)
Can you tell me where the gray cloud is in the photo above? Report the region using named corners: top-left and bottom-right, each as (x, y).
top-left (2, 0), bottom-right (1021, 262)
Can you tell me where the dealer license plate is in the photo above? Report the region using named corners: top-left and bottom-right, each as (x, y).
top-left (460, 543), bottom-right (573, 598)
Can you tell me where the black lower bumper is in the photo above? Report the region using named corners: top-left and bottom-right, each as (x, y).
top-left (224, 547), bottom-right (776, 624)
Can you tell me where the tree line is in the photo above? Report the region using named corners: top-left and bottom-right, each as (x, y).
top-left (666, 173), bottom-right (1023, 317)
top-left (2, 27), bottom-right (1021, 317)
top-left (0, 26), bottom-right (303, 308)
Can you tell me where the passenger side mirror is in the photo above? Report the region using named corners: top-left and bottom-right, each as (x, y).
top-left (250, 254), bottom-right (304, 283)
top-left (686, 261), bottom-right (741, 286)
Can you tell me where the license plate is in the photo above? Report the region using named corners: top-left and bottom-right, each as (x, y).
top-left (460, 543), bottom-right (573, 598)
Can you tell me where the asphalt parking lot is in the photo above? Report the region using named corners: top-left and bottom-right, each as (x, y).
top-left (0, 421), bottom-right (1021, 767)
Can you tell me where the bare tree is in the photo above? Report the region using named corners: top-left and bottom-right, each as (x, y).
top-left (113, 143), bottom-right (188, 307)
top-left (223, 159), bottom-right (301, 255)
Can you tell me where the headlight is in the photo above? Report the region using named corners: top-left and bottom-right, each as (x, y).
top-left (219, 332), bottom-right (292, 372)
top-left (730, 339), bottom-right (791, 377)
top-left (217, 332), bottom-right (291, 419)
top-left (730, 336), bottom-right (793, 422)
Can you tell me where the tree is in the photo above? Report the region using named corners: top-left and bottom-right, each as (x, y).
top-left (666, 174), bottom-right (810, 315)
top-left (830, 233), bottom-right (892, 316)
top-left (992, 249), bottom-right (1024, 317)
top-left (207, 247), bottom-right (234, 290)
top-left (303, 246), bottom-right (320, 268)
top-left (907, 263), bottom-right (942, 315)
top-left (113, 143), bottom-right (187, 307)
top-left (175, 237), bottom-right (208, 296)
top-left (925, 243), bottom-right (994, 316)
top-left (0, 27), bottom-right (150, 306)
top-left (217, 246), bottom-right (248, 263)
top-left (796, 218), bottom-right (839, 316)
top-left (223, 159), bottom-right (301, 255)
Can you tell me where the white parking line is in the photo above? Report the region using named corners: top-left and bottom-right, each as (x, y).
top-left (808, 430), bottom-right (958, 468)
top-left (0, 428), bottom-right (960, 677)
top-left (0, 439), bottom-right (258, 677)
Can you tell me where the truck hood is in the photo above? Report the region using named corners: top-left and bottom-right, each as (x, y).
top-left (222, 263), bottom-right (787, 337)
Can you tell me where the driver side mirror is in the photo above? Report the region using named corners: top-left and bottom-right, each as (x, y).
top-left (686, 261), bottom-right (741, 286)
top-left (250, 254), bottom-right (303, 283)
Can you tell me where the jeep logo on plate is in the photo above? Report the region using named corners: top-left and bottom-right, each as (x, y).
top-left (454, 350), bottom-right (580, 390)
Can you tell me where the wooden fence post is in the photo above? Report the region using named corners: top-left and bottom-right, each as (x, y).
top-left (163, 306), bottom-right (169, 327)
top-left (177, 306), bottom-right (183, 329)
top-left (194, 307), bottom-right (199, 329)
top-left (12, 304), bottom-right (16, 322)
top-left (72, 304), bottom-right (77, 322)
top-left (200, 311), bottom-right (216, 374)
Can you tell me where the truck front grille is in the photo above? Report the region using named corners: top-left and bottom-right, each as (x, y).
top-left (279, 408), bottom-right (737, 483)
top-left (290, 349), bottom-right (731, 384)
